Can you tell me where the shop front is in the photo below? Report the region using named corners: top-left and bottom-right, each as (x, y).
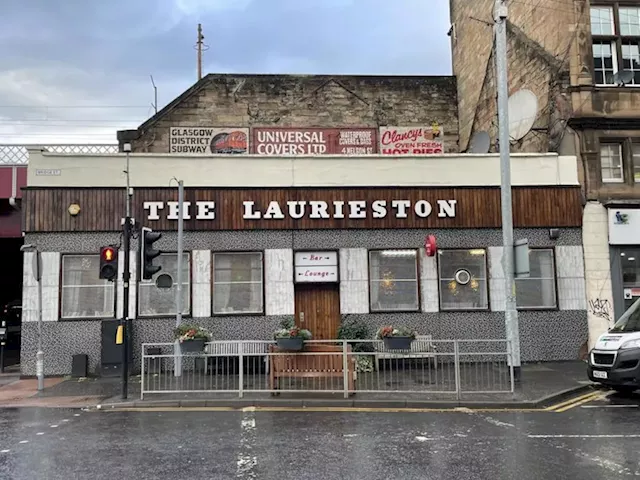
top-left (608, 208), bottom-right (640, 317)
top-left (20, 151), bottom-right (588, 376)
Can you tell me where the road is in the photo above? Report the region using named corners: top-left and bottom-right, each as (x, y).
top-left (0, 391), bottom-right (638, 480)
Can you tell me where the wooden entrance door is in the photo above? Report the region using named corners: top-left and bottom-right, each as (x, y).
top-left (294, 284), bottom-right (341, 340)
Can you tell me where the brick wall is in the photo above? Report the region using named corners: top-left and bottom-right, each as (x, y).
top-left (130, 75), bottom-right (459, 154)
top-left (450, 0), bottom-right (579, 151)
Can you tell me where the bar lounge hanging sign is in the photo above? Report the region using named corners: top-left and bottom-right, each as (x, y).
top-left (143, 198), bottom-right (458, 221)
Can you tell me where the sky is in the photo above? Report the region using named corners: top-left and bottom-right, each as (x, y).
top-left (0, 0), bottom-right (452, 145)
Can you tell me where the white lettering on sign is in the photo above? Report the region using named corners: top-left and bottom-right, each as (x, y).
top-left (294, 251), bottom-right (339, 283)
top-left (144, 199), bottom-right (457, 221)
top-left (144, 201), bottom-right (216, 221)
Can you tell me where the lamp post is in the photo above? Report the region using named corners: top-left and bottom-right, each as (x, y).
top-left (20, 243), bottom-right (44, 391)
top-left (121, 142), bottom-right (133, 399)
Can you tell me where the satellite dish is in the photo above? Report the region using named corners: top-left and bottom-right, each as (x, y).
top-left (469, 131), bottom-right (491, 153)
top-left (507, 89), bottom-right (538, 141)
top-left (614, 70), bottom-right (634, 85)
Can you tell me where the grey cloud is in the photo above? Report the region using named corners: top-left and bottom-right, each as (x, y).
top-left (0, 0), bottom-right (452, 143)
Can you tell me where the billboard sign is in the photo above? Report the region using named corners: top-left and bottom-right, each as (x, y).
top-left (252, 127), bottom-right (377, 155)
top-left (379, 124), bottom-right (444, 155)
top-left (169, 127), bottom-right (249, 154)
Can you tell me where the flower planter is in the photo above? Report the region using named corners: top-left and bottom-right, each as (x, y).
top-left (179, 339), bottom-right (205, 353)
top-left (383, 336), bottom-right (413, 350)
top-left (276, 337), bottom-right (304, 351)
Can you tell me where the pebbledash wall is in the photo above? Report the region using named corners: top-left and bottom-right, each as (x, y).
top-left (21, 151), bottom-right (588, 376)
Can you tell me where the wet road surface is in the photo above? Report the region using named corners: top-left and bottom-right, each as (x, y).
top-left (0, 392), bottom-right (639, 480)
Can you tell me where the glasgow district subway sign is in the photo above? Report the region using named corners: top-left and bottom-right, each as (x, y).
top-left (143, 199), bottom-right (458, 221)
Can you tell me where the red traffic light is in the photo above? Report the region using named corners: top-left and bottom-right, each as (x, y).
top-left (101, 246), bottom-right (116, 262)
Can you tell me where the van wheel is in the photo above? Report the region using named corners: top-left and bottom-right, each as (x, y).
top-left (611, 386), bottom-right (637, 395)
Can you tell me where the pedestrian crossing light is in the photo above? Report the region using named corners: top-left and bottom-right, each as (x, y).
top-left (141, 226), bottom-right (162, 280)
top-left (99, 246), bottom-right (118, 281)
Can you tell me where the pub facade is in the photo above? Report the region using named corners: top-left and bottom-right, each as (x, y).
top-left (17, 149), bottom-right (588, 376)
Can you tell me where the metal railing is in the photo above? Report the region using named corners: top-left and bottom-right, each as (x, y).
top-left (140, 339), bottom-right (514, 400)
top-left (0, 144), bottom-right (118, 164)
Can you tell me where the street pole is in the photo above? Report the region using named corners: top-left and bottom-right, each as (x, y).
top-left (35, 251), bottom-right (44, 391)
top-left (176, 180), bottom-right (184, 327)
top-left (121, 147), bottom-right (132, 399)
top-left (174, 180), bottom-right (184, 377)
top-left (494, 0), bottom-right (521, 379)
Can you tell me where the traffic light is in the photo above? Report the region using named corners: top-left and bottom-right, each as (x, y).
top-left (141, 227), bottom-right (162, 280)
top-left (99, 246), bottom-right (118, 281)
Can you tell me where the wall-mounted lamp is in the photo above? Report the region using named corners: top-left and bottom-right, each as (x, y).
top-left (549, 228), bottom-right (559, 240)
top-left (68, 203), bottom-right (81, 216)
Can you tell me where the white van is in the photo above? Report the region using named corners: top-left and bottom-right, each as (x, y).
top-left (588, 297), bottom-right (640, 394)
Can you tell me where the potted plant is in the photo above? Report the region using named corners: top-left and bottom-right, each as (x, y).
top-left (174, 324), bottom-right (211, 353)
top-left (274, 318), bottom-right (312, 351)
top-left (338, 315), bottom-right (375, 373)
top-left (376, 325), bottom-right (416, 351)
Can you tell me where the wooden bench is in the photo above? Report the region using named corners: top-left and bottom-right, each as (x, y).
top-left (374, 334), bottom-right (437, 371)
top-left (268, 344), bottom-right (356, 395)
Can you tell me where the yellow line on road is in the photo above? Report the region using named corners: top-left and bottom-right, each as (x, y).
top-left (546, 392), bottom-right (601, 413)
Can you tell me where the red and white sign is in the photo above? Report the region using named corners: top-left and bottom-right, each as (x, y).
top-left (379, 125), bottom-right (444, 155)
top-left (252, 128), bottom-right (377, 155)
top-left (294, 251), bottom-right (339, 283)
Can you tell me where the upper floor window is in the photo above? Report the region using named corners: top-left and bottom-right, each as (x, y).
top-left (601, 143), bottom-right (624, 182)
top-left (591, 6), bottom-right (640, 85)
top-left (633, 144), bottom-right (640, 182)
top-left (61, 254), bottom-right (116, 319)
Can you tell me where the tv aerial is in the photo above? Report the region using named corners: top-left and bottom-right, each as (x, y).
top-left (507, 89), bottom-right (538, 141)
top-left (468, 131), bottom-right (491, 153)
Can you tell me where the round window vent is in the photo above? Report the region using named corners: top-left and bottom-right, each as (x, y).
top-left (454, 269), bottom-right (471, 285)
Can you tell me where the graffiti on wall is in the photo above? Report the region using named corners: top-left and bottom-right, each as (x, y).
top-left (588, 298), bottom-right (611, 323)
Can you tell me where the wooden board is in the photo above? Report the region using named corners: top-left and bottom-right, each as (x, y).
top-left (22, 186), bottom-right (583, 232)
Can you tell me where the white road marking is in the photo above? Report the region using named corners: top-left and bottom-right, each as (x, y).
top-left (236, 409), bottom-right (257, 479)
top-left (74, 414), bottom-right (81, 417)
top-left (1, 450), bottom-right (9, 453)
top-left (415, 436), bottom-right (431, 442)
top-left (529, 434), bottom-right (640, 438)
top-left (50, 425), bottom-right (58, 428)
top-left (19, 441), bottom-right (28, 444)
top-left (36, 433), bottom-right (44, 436)
top-left (343, 434), bottom-right (358, 438)
top-left (62, 419), bottom-right (69, 422)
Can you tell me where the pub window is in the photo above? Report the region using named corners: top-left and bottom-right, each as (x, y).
top-left (590, 6), bottom-right (640, 85)
top-left (212, 252), bottom-right (264, 315)
top-left (632, 143), bottom-right (640, 182)
top-left (600, 143), bottom-right (624, 182)
top-left (369, 250), bottom-right (419, 312)
top-left (138, 253), bottom-right (190, 317)
top-left (515, 249), bottom-right (557, 310)
top-left (438, 249), bottom-right (488, 311)
top-left (61, 254), bottom-right (115, 319)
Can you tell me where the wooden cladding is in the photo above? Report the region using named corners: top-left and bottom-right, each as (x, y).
top-left (22, 186), bottom-right (583, 232)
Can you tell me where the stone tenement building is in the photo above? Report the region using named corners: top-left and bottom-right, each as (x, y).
top-left (450, 0), bottom-right (640, 344)
top-left (117, 74), bottom-right (459, 155)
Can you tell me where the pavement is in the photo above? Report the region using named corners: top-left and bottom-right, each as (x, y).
top-left (0, 361), bottom-right (596, 410)
top-left (1, 394), bottom-right (640, 479)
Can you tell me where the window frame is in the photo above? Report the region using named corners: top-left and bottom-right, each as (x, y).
top-left (137, 251), bottom-right (192, 318)
top-left (436, 248), bottom-right (490, 312)
top-left (211, 251), bottom-right (265, 316)
top-left (59, 253), bottom-right (117, 321)
top-left (600, 142), bottom-right (625, 183)
top-left (367, 249), bottom-right (421, 314)
top-left (591, 3), bottom-right (640, 86)
top-left (515, 247), bottom-right (559, 311)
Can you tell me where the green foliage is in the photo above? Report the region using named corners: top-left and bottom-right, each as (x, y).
top-left (338, 316), bottom-right (374, 353)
